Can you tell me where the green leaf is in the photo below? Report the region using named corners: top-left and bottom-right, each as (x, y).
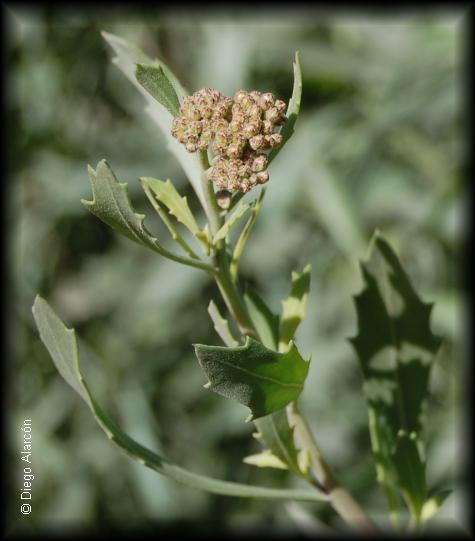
top-left (141, 177), bottom-right (200, 236)
top-left (279, 264), bottom-right (311, 351)
top-left (230, 188), bottom-right (266, 280)
top-left (244, 286), bottom-right (280, 350)
top-left (421, 489), bottom-right (452, 522)
top-left (268, 51), bottom-right (302, 164)
top-left (82, 161), bottom-right (214, 273)
top-left (194, 337), bottom-right (310, 421)
top-left (350, 231), bottom-right (442, 521)
top-left (243, 450), bottom-right (288, 470)
top-left (101, 32), bottom-right (206, 211)
top-left (32, 296), bottom-right (328, 503)
top-left (392, 431), bottom-right (427, 521)
top-left (82, 160), bottom-right (160, 251)
top-left (135, 64), bottom-right (181, 117)
top-left (253, 409), bottom-right (302, 475)
top-left (213, 202), bottom-right (250, 244)
top-left (207, 300), bottom-right (239, 347)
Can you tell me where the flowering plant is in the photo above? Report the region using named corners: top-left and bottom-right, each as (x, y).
top-left (32, 31), bottom-right (450, 534)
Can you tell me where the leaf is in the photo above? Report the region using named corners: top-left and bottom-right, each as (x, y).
top-left (350, 231), bottom-right (442, 521)
top-left (32, 296), bottom-right (328, 503)
top-left (268, 51), bottom-right (302, 164)
top-left (135, 64), bottom-right (181, 117)
top-left (230, 188), bottom-right (266, 280)
top-left (82, 161), bottom-right (213, 273)
top-left (243, 450), bottom-right (288, 470)
top-left (213, 202), bottom-right (250, 244)
top-left (420, 489), bottom-right (452, 522)
top-left (194, 337), bottom-right (310, 421)
top-left (207, 300), bottom-right (239, 347)
top-left (82, 160), bottom-right (159, 251)
top-left (392, 431), bottom-right (427, 520)
top-left (141, 177), bottom-right (200, 236)
top-left (253, 409), bottom-right (302, 475)
top-left (279, 264), bottom-right (311, 351)
top-left (244, 286), bottom-right (280, 350)
top-left (101, 32), bottom-right (206, 211)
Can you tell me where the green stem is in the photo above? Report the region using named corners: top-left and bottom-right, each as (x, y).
top-left (288, 401), bottom-right (377, 533)
top-left (211, 251), bottom-right (377, 533)
top-left (199, 150), bottom-right (222, 236)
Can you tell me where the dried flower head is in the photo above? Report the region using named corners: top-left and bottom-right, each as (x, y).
top-left (171, 87), bottom-right (287, 193)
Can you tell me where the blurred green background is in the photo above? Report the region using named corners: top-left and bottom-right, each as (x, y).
top-left (7, 6), bottom-right (466, 535)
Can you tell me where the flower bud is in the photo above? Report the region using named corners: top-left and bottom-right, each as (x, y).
top-left (249, 135), bottom-right (265, 150)
top-left (216, 190), bottom-right (232, 209)
top-left (251, 154), bottom-right (268, 172)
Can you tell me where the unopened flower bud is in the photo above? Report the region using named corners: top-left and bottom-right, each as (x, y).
top-left (216, 190), bottom-right (232, 209)
top-left (249, 135), bottom-right (265, 150)
top-left (251, 154), bottom-right (268, 172)
top-left (267, 133), bottom-right (283, 147)
top-left (259, 92), bottom-right (275, 110)
top-left (256, 171), bottom-right (269, 184)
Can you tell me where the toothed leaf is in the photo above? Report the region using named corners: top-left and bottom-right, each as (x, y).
top-left (32, 296), bottom-right (328, 503)
top-left (194, 337), bottom-right (310, 421)
top-left (350, 232), bottom-right (443, 522)
top-left (82, 160), bottom-right (160, 251)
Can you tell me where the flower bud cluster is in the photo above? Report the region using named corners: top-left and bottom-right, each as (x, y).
top-left (171, 88), bottom-right (233, 153)
top-left (171, 87), bottom-right (287, 192)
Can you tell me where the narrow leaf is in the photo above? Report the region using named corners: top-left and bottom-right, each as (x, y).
top-left (141, 177), bottom-right (200, 236)
top-left (231, 188), bottom-right (265, 280)
top-left (213, 202), bottom-right (250, 244)
top-left (244, 286), bottom-right (280, 350)
top-left (253, 409), bottom-right (302, 475)
top-left (135, 63), bottom-right (181, 117)
top-left (194, 337), bottom-right (310, 421)
top-left (279, 264), bottom-right (311, 351)
top-left (101, 32), bottom-right (206, 210)
top-left (243, 450), bottom-right (288, 470)
top-left (32, 296), bottom-right (328, 503)
top-left (208, 300), bottom-right (239, 347)
top-left (268, 51), bottom-right (302, 164)
top-left (350, 231), bottom-right (442, 520)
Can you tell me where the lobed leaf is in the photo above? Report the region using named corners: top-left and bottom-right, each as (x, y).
top-left (350, 231), bottom-right (443, 522)
top-left (82, 160), bottom-right (159, 251)
top-left (32, 296), bottom-right (328, 503)
top-left (194, 337), bottom-right (310, 421)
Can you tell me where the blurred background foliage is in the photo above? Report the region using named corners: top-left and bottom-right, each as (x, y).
top-left (7, 6), bottom-right (466, 535)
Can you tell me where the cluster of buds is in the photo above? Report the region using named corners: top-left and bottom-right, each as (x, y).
top-left (208, 150), bottom-right (269, 193)
top-left (171, 88), bottom-right (232, 153)
top-left (171, 87), bottom-right (287, 193)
